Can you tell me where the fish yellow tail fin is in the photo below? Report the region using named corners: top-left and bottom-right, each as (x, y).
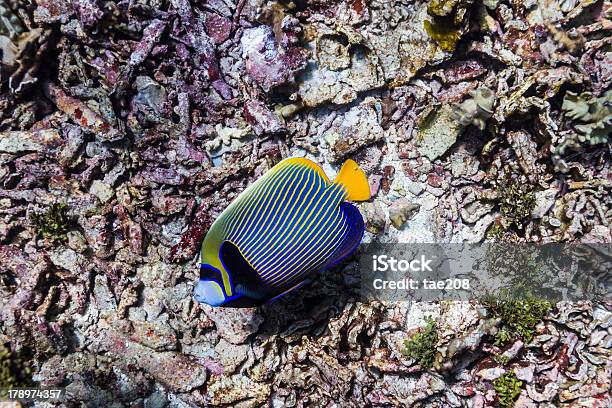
top-left (334, 159), bottom-right (371, 202)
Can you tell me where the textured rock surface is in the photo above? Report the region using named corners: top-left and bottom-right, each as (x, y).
top-left (0, 0), bottom-right (610, 407)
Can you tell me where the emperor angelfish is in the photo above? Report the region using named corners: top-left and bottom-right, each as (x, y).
top-left (194, 157), bottom-right (371, 307)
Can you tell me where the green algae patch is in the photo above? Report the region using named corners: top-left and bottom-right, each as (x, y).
top-left (497, 178), bottom-right (535, 229)
top-left (401, 316), bottom-right (439, 368)
top-left (30, 202), bottom-right (72, 240)
top-left (493, 370), bottom-right (523, 408)
top-left (483, 290), bottom-right (552, 346)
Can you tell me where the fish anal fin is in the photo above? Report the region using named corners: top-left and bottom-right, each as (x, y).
top-left (334, 159), bottom-right (371, 202)
top-left (267, 279), bottom-right (310, 303)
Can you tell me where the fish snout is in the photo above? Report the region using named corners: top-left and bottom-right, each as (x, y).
top-left (193, 279), bottom-right (226, 306)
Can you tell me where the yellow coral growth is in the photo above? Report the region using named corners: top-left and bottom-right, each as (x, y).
top-left (424, 19), bottom-right (461, 52)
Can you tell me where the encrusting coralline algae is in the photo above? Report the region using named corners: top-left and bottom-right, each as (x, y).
top-left (0, 0), bottom-right (610, 406)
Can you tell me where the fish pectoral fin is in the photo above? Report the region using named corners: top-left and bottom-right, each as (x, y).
top-left (323, 202), bottom-right (365, 269)
top-left (235, 282), bottom-right (268, 300)
top-left (267, 279), bottom-right (311, 303)
top-left (334, 159), bottom-right (371, 202)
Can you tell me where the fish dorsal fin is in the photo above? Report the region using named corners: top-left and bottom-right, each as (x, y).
top-left (333, 159), bottom-right (371, 202)
top-left (282, 157), bottom-right (330, 184)
top-left (322, 202), bottom-right (365, 269)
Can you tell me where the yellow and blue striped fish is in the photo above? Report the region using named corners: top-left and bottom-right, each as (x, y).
top-left (193, 157), bottom-right (371, 307)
